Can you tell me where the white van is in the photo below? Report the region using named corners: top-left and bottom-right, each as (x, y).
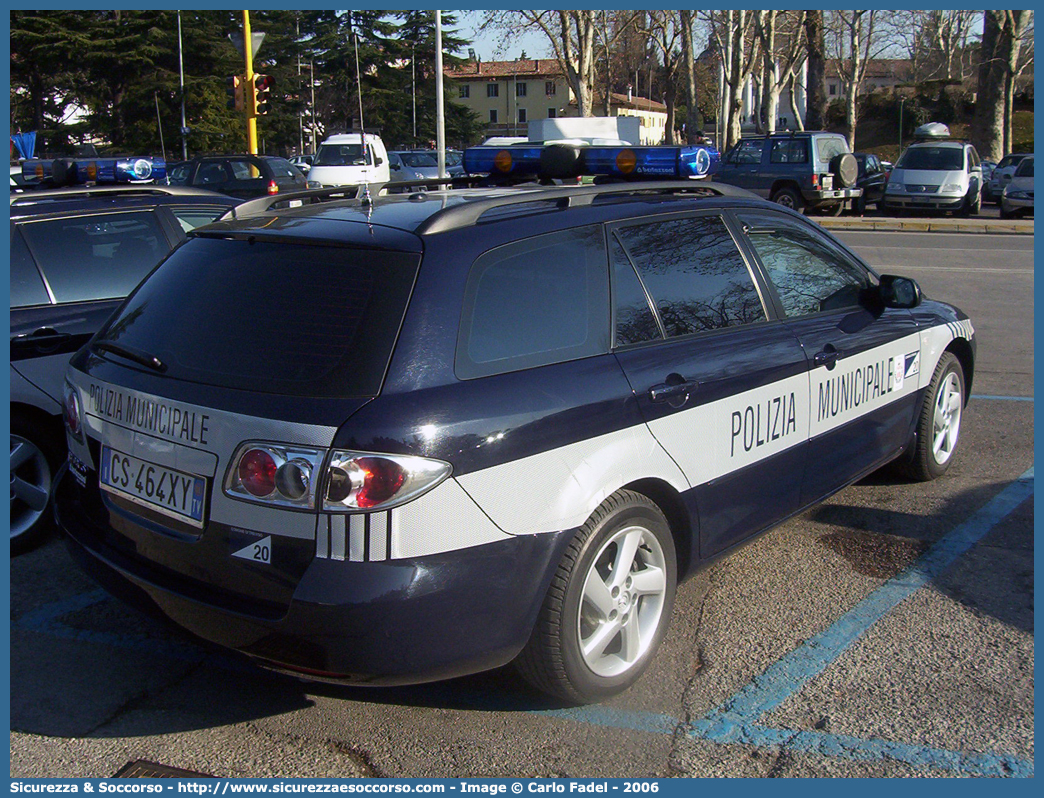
top-left (308, 133), bottom-right (390, 187)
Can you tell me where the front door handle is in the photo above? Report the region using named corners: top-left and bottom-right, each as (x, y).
top-left (814, 344), bottom-right (842, 370)
top-left (649, 376), bottom-right (699, 406)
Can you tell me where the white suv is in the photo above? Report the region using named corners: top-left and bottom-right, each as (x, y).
top-left (884, 139), bottom-right (983, 216)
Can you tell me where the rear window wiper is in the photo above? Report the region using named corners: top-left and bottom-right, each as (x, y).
top-left (92, 340), bottom-right (167, 373)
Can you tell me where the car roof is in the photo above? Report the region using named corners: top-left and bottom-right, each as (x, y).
top-left (10, 185), bottom-right (239, 219)
top-left (907, 140), bottom-right (966, 149)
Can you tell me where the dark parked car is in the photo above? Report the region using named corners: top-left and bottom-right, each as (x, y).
top-left (852, 153), bottom-right (889, 213)
top-left (167, 155), bottom-right (308, 199)
top-left (714, 131), bottom-right (862, 215)
top-left (10, 185), bottom-right (239, 553)
top-left (56, 179), bottom-right (973, 702)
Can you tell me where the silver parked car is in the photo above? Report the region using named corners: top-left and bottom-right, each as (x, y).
top-left (1000, 155), bottom-right (1034, 219)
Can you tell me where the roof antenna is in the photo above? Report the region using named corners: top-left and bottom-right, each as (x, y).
top-left (353, 31), bottom-right (371, 205)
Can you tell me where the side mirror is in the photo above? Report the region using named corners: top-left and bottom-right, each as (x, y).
top-left (375, 156), bottom-right (384, 166)
top-left (878, 275), bottom-right (922, 309)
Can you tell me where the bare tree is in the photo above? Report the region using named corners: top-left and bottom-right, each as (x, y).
top-left (701, 10), bottom-right (758, 150)
top-left (885, 10), bottom-right (979, 84)
top-left (1005, 13), bottom-right (1034, 153)
top-left (637, 11), bottom-right (684, 143)
top-left (828, 10), bottom-right (888, 150)
top-left (754, 10), bottom-right (807, 135)
top-left (803, 11), bottom-right (827, 129)
top-left (680, 10), bottom-right (701, 143)
top-left (481, 10), bottom-right (640, 118)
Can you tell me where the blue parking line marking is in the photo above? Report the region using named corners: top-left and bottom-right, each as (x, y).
top-left (545, 467), bottom-right (1035, 777)
top-left (971, 394), bottom-right (1034, 402)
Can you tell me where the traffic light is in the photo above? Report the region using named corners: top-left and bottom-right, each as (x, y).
top-left (253, 74), bottom-right (274, 116)
top-left (227, 75), bottom-right (246, 112)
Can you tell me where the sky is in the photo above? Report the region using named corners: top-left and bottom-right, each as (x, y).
top-left (455, 11), bottom-right (552, 62)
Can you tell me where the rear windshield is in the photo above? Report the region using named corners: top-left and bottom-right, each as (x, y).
top-left (896, 147), bottom-right (964, 171)
top-left (314, 143), bottom-right (369, 166)
top-left (94, 237), bottom-right (420, 398)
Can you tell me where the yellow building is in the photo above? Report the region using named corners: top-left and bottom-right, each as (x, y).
top-left (445, 59), bottom-right (668, 144)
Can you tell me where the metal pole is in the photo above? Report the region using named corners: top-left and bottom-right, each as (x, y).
top-left (435, 11), bottom-right (446, 177)
top-left (412, 44), bottom-right (417, 144)
top-left (243, 10), bottom-right (257, 155)
top-left (154, 92), bottom-right (167, 161)
top-left (178, 11), bottom-right (187, 159)
top-left (898, 97), bottom-right (905, 156)
top-left (297, 14), bottom-right (303, 155)
top-left (310, 59), bottom-right (317, 153)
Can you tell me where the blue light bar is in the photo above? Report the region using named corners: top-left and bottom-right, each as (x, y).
top-left (583, 146), bottom-right (720, 179)
top-left (21, 157), bottom-right (167, 185)
top-left (462, 146), bottom-right (544, 177)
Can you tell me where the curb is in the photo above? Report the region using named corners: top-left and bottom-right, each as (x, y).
top-left (819, 218), bottom-right (1034, 235)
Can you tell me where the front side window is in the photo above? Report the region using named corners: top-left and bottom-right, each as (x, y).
top-left (614, 215), bottom-right (766, 338)
top-left (731, 139), bottom-right (764, 165)
top-left (167, 163), bottom-right (191, 185)
top-left (20, 211), bottom-right (169, 304)
top-left (737, 210), bottom-right (870, 318)
top-left (457, 226), bottom-right (610, 379)
top-left (1015, 157), bottom-right (1034, 177)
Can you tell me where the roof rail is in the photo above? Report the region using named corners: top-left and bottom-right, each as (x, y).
top-left (9, 184), bottom-right (200, 206)
top-left (414, 180), bottom-right (755, 235)
top-left (225, 176), bottom-right (488, 219)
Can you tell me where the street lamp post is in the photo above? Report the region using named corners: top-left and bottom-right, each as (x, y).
top-left (898, 96), bottom-right (906, 157)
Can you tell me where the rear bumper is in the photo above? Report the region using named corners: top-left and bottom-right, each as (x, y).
top-left (805, 187), bottom-right (862, 206)
top-left (56, 468), bottom-right (570, 685)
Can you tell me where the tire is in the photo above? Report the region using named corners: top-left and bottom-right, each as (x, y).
top-left (898, 352), bottom-right (965, 481)
top-left (771, 187), bottom-right (804, 212)
top-left (515, 490), bottom-right (677, 703)
top-left (830, 153), bottom-right (858, 188)
top-left (10, 414), bottom-right (64, 555)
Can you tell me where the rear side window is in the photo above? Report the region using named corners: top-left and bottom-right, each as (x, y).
top-left (170, 207), bottom-right (230, 234)
top-left (770, 139), bottom-right (808, 164)
top-left (95, 238), bottom-right (420, 398)
top-left (228, 160), bottom-right (262, 180)
top-left (19, 211), bottom-right (169, 303)
top-left (613, 215), bottom-right (766, 338)
top-left (816, 137), bottom-right (848, 162)
top-left (10, 229), bottom-right (51, 307)
top-left (267, 158), bottom-right (301, 179)
top-left (456, 226), bottom-right (610, 379)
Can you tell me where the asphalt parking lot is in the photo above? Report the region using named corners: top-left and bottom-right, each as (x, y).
top-left (9, 230), bottom-right (1033, 779)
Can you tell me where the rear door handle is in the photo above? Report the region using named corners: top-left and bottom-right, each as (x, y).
top-left (649, 378), bottom-right (699, 405)
top-left (814, 344), bottom-right (842, 370)
top-left (11, 327), bottom-right (71, 352)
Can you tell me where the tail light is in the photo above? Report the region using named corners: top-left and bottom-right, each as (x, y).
top-left (63, 382), bottom-right (82, 441)
top-left (810, 173), bottom-right (820, 189)
top-left (267, 180), bottom-right (279, 195)
top-left (225, 445), bottom-right (451, 513)
top-left (225, 443), bottom-right (325, 510)
top-left (323, 451), bottom-right (451, 512)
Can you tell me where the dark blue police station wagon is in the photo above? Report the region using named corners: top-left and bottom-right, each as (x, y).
top-left (55, 178), bottom-right (975, 702)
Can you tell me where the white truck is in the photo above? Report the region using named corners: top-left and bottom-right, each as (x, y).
top-left (527, 116), bottom-right (642, 145)
top-left (308, 133), bottom-right (390, 187)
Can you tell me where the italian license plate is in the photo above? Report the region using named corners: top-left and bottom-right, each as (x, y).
top-left (99, 445), bottom-right (207, 527)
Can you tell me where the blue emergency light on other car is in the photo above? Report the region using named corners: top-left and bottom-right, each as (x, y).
top-left (462, 146), bottom-right (544, 177)
top-left (22, 157), bottom-right (166, 186)
top-left (583, 146), bottom-right (720, 179)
